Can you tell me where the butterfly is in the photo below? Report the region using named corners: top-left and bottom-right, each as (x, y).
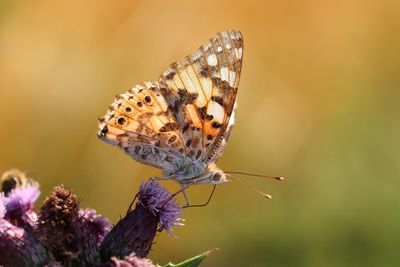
top-left (97, 30), bottom-right (243, 191)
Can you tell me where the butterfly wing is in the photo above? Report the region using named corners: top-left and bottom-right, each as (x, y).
top-left (159, 29), bottom-right (243, 164)
top-left (98, 30), bottom-right (243, 175)
top-left (98, 81), bottom-right (186, 172)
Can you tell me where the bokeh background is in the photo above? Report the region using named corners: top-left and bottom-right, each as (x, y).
top-left (1, 0), bottom-right (399, 266)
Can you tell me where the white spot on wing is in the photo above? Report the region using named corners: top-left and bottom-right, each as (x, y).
top-left (220, 67), bottom-right (236, 87)
top-left (207, 54), bottom-right (218, 66)
top-left (234, 48), bottom-right (240, 59)
top-left (229, 71), bottom-right (236, 87)
top-left (207, 101), bottom-right (225, 123)
top-left (220, 67), bottom-right (229, 82)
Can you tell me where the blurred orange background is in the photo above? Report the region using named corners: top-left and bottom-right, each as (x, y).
top-left (1, 0), bottom-right (399, 266)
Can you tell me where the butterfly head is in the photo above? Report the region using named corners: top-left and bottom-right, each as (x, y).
top-left (207, 163), bottom-right (228, 185)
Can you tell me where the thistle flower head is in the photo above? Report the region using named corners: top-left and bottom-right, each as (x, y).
top-left (137, 180), bottom-right (183, 234)
top-left (0, 175), bottom-right (40, 229)
top-left (0, 169), bottom-right (189, 266)
top-left (79, 208), bottom-right (111, 244)
top-left (0, 198), bottom-right (5, 219)
top-left (4, 184), bottom-right (40, 217)
top-left (38, 184), bottom-right (79, 226)
top-left (100, 180), bottom-right (183, 260)
top-left (35, 185), bottom-right (99, 266)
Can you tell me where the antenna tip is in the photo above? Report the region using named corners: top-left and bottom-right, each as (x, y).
top-left (276, 176), bottom-right (284, 181)
top-left (262, 193), bottom-right (272, 199)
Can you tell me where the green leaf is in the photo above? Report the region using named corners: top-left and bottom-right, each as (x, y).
top-left (158, 248), bottom-right (217, 267)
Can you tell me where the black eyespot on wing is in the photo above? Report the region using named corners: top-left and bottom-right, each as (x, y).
top-left (206, 114), bottom-right (213, 121)
top-left (211, 122), bottom-right (222, 129)
top-left (117, 117), bottom-right (127, 126)
top-left (198, 106), bottom-right (207, 119)
top-left (182, 123), bottom-right (190, 133)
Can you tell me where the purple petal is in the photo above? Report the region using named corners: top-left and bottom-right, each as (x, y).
top-left (0, 196), bottom-right (5, 219)
top-left (79, 208), bottom-right (111, 244)
top-left (137, 180), bottom-right (183, 234)
top-left (4, 184), bottom-right (40, 216)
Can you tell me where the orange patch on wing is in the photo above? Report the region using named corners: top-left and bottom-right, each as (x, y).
top-left (204, 121), bottom-right (219, 136)
top-left (184, 104), bottom-right (202, 129)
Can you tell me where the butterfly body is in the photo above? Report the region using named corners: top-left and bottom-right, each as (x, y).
top-left (98, 30), bottom-right (243, 186)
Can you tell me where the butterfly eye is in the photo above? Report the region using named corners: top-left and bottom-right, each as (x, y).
top-left (212, 173), bottom-right (221, 181)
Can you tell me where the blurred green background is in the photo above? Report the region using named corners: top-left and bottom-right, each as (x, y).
top-left (1, 0), bottom-right (399, 266)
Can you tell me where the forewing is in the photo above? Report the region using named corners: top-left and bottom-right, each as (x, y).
top-left (159, 29), bottom-right (243, 164)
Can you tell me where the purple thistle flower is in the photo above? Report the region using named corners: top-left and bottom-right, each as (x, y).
top-left (0, 218), bottom-right (49, 266)
top-left (110, 253), bottom-right (155, 267)
top-left (79, 208), bottom-right (111, 245)
top-left (136, 181), bottom-right (183, 234)
top-left (0, 199), bottom-right (5, 219)
top-left (100, 180), bottom-right (182, 261)
top-left (4, 185), bottom-right (40, 213)
top-left (35, 185), bottom-right (100, 267)
top-left (3, 184), bottom-right (40, 228)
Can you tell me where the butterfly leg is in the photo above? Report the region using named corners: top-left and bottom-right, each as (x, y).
top-left (183, 185), bottom-right (216, 209)
top-left (150, 175), bottom-right (174, 182)
top-left (181, 184), bottom-right (191, 207)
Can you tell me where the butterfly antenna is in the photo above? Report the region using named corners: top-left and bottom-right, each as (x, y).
top-left (225, 171), bottom-right (284, 181)
top-left (226, 174), bottom-right (272, 199)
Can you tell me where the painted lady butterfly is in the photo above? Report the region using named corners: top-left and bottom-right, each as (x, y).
top-left (98, 30), bottom-right (243, 189)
